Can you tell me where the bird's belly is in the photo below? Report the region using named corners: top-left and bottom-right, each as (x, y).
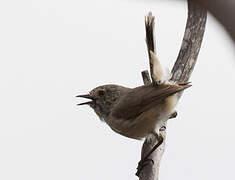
top-left (128, 105), bottom-right (170, 139)
top-left (109, 109), bottom-right (164, 140)
top-left (108, 94), bottom-right (178, 140)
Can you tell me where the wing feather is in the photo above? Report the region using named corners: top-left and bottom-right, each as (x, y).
top-left (112, 83), bottom-right (191, 120)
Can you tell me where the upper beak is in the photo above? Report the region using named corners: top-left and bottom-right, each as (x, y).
top-left (76, 94), bottom-right (94, 106)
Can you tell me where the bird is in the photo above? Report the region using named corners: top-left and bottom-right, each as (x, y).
top-left (77, 82), bottom-right (190, 139)
top-left (77, 81), bottom-right (191, 174)
top-left (77, 51), bottom-right (191, 176)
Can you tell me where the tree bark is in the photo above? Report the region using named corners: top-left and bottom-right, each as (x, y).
top-left (138, 1), bottom-right (207, 180)
top-left (191, 0), bottom-right (235, 43)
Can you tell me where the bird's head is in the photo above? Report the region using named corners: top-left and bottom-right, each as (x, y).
top-left (77, 85), bottom-right (127, 121)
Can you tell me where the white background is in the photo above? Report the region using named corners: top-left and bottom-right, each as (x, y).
top-left (0, 0), bottom-right (234, 180)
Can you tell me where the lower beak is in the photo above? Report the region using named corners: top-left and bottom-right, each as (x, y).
top-left (76, 94), bottom-right (94, 106)
top-left (77, 101), bottom-right (92, 106)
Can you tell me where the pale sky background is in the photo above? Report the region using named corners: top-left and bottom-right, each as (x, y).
top-left (0, 0), bottom-right (234, 180)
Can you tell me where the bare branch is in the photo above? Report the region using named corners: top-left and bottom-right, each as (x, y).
top-left (171, 1), bottom-right (207, 83)
top-left (142, 70), bottom-right (152, 85)
top-left (191, 0), bottom-right (235, 43)
top-left (139, 1), bottom-right (207, 180)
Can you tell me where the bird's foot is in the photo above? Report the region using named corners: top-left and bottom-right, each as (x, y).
top-left (169, 111), bottom-right (177, 119)
top-left (160, 126), bottom-right (166, 131)
top-left (136, 158), bottom-right (154, 177)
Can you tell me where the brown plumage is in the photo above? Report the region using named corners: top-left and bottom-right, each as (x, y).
top-left (77, 82), bottom-right (191, 140)
top-left (112, 83), bottom-right (191, 121)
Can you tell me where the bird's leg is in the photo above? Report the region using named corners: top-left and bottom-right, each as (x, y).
top-left (159, 111), bottom-right (177, 132)
top-left (136, 133), bottom-right (164, 177)
top-left (160, 111), bottom-right (177, 131)
top-left (160, 126), bottom-right (166, 131)
top-left (169, 110), bottom-right (177, 119)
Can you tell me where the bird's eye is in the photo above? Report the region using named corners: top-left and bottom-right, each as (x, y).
top-left (98, 90), bottom-right (105, 96)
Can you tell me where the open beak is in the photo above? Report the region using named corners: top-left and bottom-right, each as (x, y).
top-left (76, 94), bottom-right (94, 106)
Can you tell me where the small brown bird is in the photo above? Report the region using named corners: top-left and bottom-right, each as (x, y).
top-left (77, 82), bottom-right (190, 140)
top-left (77, 81), bottom-right (191, 176)
top-left (77, 51), bottom-right (191, 176)
top-left (77, 82), bottom-right (191, 176)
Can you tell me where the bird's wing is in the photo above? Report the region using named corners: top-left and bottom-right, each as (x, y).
top-left (111, 83), bottom-right (191, 120)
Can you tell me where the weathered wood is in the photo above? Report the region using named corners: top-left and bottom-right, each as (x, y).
top-left (191, 0), bottom-right (235, 43)
top-left (171, 1), bottom-right (207, 83)
top-left (139, 1), bottom-right (207, 180)
top-left (142, 70), bottom-right (152, 85)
